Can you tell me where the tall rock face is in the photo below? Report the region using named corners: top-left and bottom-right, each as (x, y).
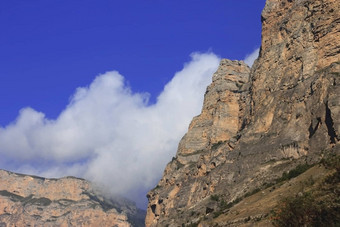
top-left (0, 169), bottom-right (145, 227)
top-left (245, 0), bottom-right (340, 154)
top-left (146, 0), bottom-right (340, 226)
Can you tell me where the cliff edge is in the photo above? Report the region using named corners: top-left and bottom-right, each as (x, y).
top-left (146, 0), bottom-right (340, 226)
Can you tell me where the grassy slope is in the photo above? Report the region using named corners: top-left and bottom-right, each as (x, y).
top-left (198, 154), bottom-right (340, 227)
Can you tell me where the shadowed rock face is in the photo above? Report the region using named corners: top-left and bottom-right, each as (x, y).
top-left (146, 0), bottom-right (340, 226)
top-left (0, 169), bottom-right (144, 227)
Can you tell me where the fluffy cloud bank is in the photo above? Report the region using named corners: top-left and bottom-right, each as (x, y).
top-left (0, 53), bottom-right (220, 207)
top-left (0, 50), bottom-right (259, 207)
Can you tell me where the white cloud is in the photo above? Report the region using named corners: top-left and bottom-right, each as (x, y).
top-left (244, 48), bottom-right (260, 67)
top-left (0, 52), bottom-right (220, 207)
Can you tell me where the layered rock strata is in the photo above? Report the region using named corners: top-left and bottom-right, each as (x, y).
top-left (176, 59), bottom-right (250, 165)
top-left (146, 0), bottom-right (340, 226)
top-left (0, 169), bottom-right (143, 227)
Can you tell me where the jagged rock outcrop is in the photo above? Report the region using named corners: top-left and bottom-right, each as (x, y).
top-left (146, 0), bottom-right (340, 226)
top-left (176, 59), bottom-right (250, 164)
top-left (146, 60), bottom-right (252, 227)
top-left (0, 169), bottom-right (145, 227)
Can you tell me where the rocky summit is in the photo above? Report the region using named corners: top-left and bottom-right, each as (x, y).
top-left (146, 0), bottom-right (340, 226)
top-left (0, 169), bottom-right (145, 227)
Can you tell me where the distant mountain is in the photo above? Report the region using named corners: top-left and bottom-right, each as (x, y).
top-left (0, 169), bottom-right (145, 227)
top-left (146, 0), bottom-right (340, 226)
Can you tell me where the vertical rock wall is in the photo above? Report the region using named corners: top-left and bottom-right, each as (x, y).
top-left (146, 0), bottom-right (340, 226)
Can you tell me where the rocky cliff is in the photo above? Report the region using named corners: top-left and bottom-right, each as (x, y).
top-left (146, 0), bottom-right (340, 226)
top-left (0, 169), bottom-right (145, 227)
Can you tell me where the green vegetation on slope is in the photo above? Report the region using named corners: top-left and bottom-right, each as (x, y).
top-left (270, 154), bottom-right (340, 226)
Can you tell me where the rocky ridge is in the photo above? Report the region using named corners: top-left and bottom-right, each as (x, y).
top-left (0, 169), bottom-right (145, 227)
top-left (146, 0), bottom-right (340, 226)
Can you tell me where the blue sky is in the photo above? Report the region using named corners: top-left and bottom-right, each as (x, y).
top-left (0, 0), bottom-right (264, 125)
top-left (0, 1), bottom-right (265, 208)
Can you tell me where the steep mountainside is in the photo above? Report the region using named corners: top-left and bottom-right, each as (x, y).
top-left (146, 0), bottom-right (340, 226)
top-left (0, 169), bottom-right (145, 227)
